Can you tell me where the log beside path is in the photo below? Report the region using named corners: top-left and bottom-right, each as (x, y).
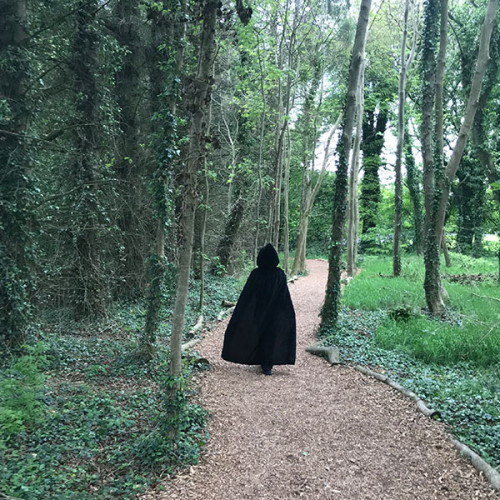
top-left (142, 260), bottom-right (498, 499)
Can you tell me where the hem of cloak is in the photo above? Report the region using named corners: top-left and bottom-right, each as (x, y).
top-left (221, 356), bottom-right (296, 366)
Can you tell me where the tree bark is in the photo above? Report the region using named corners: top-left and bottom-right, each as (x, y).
top-left (70, 0), bottom-right (106, 318)
top-left (347, 65), bottom-right (364, 278)
top-left (169, 0), bottom-right (218, 382)
top-left (420, 0), bottom-right (442, 314)
top-left (141, 3), bottom-right (186, 359)
top-left (113, 0), bottom-right (145, 297)
top-left (405, 126), bottom-right (424, 256)
top-left (321, 0), bottom-right (371, 329)
top-left (393, 0), bottom-right (412, 277)
top-left (0, 0), bottom-right (32, 349)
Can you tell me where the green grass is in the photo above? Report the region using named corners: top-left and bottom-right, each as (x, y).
top-left (344, 253), bottom-right (500, 366)
top-left (321, 252), bottom-right (500, 468)
top-left (376, 316), bottom-right (500, 367)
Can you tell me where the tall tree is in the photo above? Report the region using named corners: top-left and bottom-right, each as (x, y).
top-left (68, 0), bottom-right (106, 317)
top-left (321, 0), bottom-right (372, 328)
top-left (422, 0), bottom-right (499, 314)
top-left (113, 0), bottom-right (146, 297)
top-left (347, 62), bottom-right (364, 278)
top-left (393, 0), bottom-right (417, 276)
top-left (169, 0), bottom-right (219, 383)
top-left (0, 0), bottom-right (32, 349)
top-left (404, 124), bottom-right (424, 255)
top-left (142, 2), bottom-right (186, 359)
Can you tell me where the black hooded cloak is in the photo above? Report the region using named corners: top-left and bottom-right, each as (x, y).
top-left (221, 243), bottom-right (296, 366)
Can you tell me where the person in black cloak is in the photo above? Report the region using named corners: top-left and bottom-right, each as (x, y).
top-left (221, 243), bottom-right (296, 375)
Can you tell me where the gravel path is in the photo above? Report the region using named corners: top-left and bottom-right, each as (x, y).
top-left (144, 259), bottom-right (498, 499)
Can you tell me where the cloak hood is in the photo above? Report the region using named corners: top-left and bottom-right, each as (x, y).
top-left (257, 243), bottom-right (279, 269)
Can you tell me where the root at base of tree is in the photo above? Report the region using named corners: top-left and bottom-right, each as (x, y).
top-left (306, 343), bottom-right (340, 364)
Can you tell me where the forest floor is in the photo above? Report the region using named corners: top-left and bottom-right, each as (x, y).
top-left (142, 259), bottom-right (498, 499)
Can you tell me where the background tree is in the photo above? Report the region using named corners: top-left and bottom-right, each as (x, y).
top-left (0, 0), bottom-right (33, 349)
top-left (321, 0), bottom-right (372, 328)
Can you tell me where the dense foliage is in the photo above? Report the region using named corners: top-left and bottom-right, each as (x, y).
top-left (0, 274), bottom-right (240, 498)
top-left (1, 0), bottom-right (500, 495)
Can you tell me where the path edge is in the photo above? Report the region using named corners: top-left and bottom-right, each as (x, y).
top-left (353, 364), bottom-right (500, 492)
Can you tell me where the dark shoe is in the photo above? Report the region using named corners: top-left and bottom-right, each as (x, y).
top-left (262, 364), bottom-right (272, 376)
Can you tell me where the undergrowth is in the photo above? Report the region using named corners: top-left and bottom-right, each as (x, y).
top-left (0, 274), bottom-right (239, 499)
top-left (321, 253), bottom-right (500, 468)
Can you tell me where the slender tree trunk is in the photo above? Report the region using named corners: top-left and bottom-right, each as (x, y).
top-left (142, 4), bottom-right (185, 359)
top-left (283, 127), bottom-right (291, 275)
top-left (0, 0), bottom-right (32, 349)
top-left (405, 126), bottom-right (424, 255)
top-left (254, 40), bottom-right (267, 264)
top-left (420, 0), bottom-right (442, 313)
top-left (347, 65), bottom-right (364, 278)
top-left (292, 59), bottom-right (323, 275)
top-left (393, 0), bottom-right (416, 276)
top-left (434, 0), bottom-right (449, 270)
top-left (169, 0), bottom-right (218, 382)
top-left (321, 0), bottom-right (371, 328)
top-left (198, 160), bottom-right (210, 310)
top-left (292, 114), bottom-right (342, 276)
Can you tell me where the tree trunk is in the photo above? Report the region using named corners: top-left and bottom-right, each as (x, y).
top-left (347, 66), bottom-right (364, 278)
top-left (216, 195), bottom-right (246, 272)
top-left (169, 0), bottom-right (218, 382)
top-left (113, 0), bottom-right (145, 297)
top-left (292, 114), bottom-right (342, 276)
top-left (405, 126), bottom-right (424, 256)
top-left (141, 3), bottom-right (186, 359)
top-left (283, 128), bottom-right (291, 275)
top-left (393, 0), bottom-right (411, 277)
top-left (321, 0), bottom-right (371, 329)
top-left (70, 0), bottom-right (106, 318)
top-left (420, 0), bottom-right (442, 314)
top-left (0, 0), bottom-right (32, 349)
top-left (253, 40), bottom-right (267, 264)
top-left (423, 0), bottom-right (499, 314)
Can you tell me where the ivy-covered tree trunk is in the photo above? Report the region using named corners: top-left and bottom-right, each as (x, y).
top-left (69, 0), bottom-right (106, 318)
top-left (359, 107), bottom-right (388, 238)
top-left (420, 0), bottom-right (441, 314)
top-left (405, 127), bottom-right (424, 256)
top-left (0, 0), bottom-right (32, 349)
top-left (141, 3), bottom-right (185, 359)
top-left (321, 0), bottom-right (371, 329)
top-left (113, 0), bottom-right (145, 297)
top-left (216, 195), bottom-right (246, 272)
top-left (169, 0), bottom-right (218, 382)
top-left (456, 155), bottom-right (486, 256)
top-left (423, 0), bottom-right (498, 314)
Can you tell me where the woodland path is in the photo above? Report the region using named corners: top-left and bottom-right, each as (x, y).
top-left (144, 260), bottom-right (497, 499)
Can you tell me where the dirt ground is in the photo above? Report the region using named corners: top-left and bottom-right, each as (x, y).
top-left (143, 259), bottom-right (498, 499)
